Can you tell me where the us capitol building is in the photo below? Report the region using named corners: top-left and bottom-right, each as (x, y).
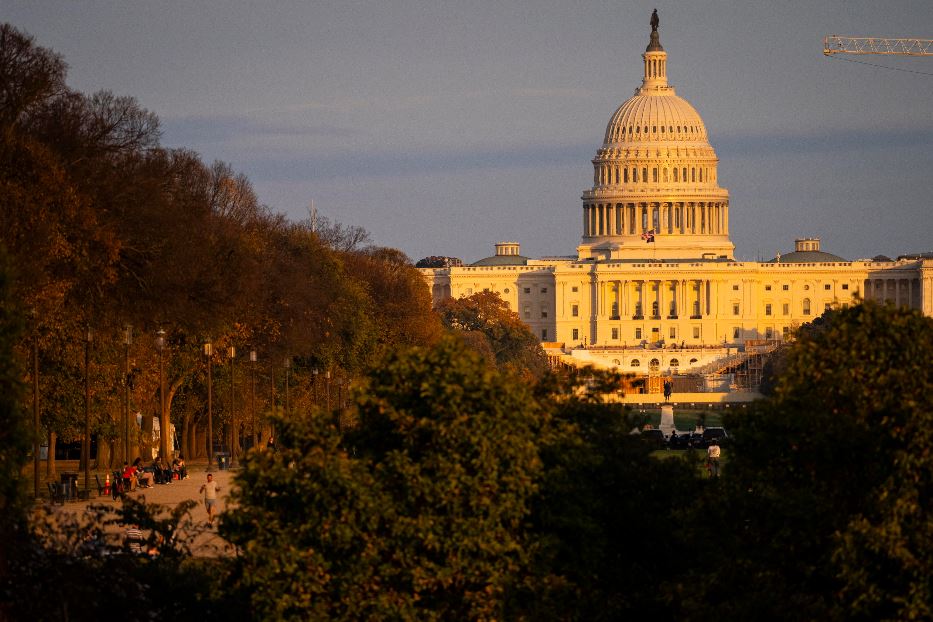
top-left (420, 14), bottom-right (932, 390)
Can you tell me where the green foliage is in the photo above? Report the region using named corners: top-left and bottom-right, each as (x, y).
top-left (514, 369), bottom-right (703, 620)
top-left (436, 290), bottom-right (548, 378)
top-left (5, 499), bottom-right (243, 620)
top-left (682, 303), bottom-right (933, 620)
top-left (223, 337), bottom-right (543, 620)
top-left (0, 247), bottom-right (27, 555)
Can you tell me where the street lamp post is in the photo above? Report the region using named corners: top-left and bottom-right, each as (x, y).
top-left (156, 329), bottom-right (168, 462)
top-left (284, 357), bottom-right (291, 415)
top-left (33, 334), bottom-right (39, 499)
top-left (84, 325), bottom-right (93, 498)
top-left (325, 370), bottom-right (331, 411)
top-left (250, 350), bottom-right (257, 448)
top-left (228, 346), bottom-right (236, 464)
top-left (123, 325), bottom-right (132, 466)
top-left (204, 341), bottom-right (213, 472)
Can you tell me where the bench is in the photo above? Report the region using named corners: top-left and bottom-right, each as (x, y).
top-left (47, 482), bottom-right (66, 505)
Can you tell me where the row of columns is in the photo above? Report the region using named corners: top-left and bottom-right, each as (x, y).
top-left (865, 277), bottom-right (920, 309)
top-left (594, 164), bottom-right (714, 187)
top-left (583, 201), bottom-right (728, 237)
top-left (597, 279), bottom-right (711, 319)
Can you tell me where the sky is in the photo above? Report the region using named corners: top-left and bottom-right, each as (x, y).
top-left (7, 0), bottom-right (933, 263)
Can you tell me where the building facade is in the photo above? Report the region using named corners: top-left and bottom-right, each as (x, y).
top-left (420, 17), bottom-right (933, 377)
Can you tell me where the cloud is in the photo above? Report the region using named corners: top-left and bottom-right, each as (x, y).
top-left (161, 114), bottom-right (357, 145)
top-left (232, 141), bottom-right (593, 182)
top-left (715, 127), bottom-right (933, 157)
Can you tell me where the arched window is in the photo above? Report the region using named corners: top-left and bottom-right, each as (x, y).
top-left (670, 358), bottom-right (679, 368)
top-left (649, 358), bottom-right (660, 372)
top-left (673, 167), bottom-right (679, 182)
top-left (624, 168), bottom-right (629, 183)
top-left (652, 167), bottom-right (658, 182)
top-left (612, 359), bottom-right (620, 366)
top-left (631, 359), bottom-right (641, 367)
top-left (803, 298), bottom-right (811, 315)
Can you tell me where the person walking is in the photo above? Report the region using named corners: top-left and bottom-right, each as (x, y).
top-left (707, 438), bottom-right (721, 477)
top-left (199, 473), bottom-right (221, 527)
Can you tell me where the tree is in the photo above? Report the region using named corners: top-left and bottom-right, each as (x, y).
top-left (0, 248), bottom-right (27, 582)
top-left (511, 368), bottom-right (702, 621)
top-left (436, 291), bottom-right (547, 378)
top-left (681, 303), bottom-right (933, 620)
top-left (223, 338), bottom-right (544, 620)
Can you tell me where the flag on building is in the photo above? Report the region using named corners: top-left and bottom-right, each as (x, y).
top-left (641, 229), bottom-right (655, 243)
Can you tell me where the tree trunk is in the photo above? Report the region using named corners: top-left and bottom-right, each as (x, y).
top-left (96, 437), bottom-right (112, 471)
top-left (140, 413), bottom-right (153, 461)
top-left (181, 414), bottom-right (190, 460)
top-left (46, 430), bottom-right (56, 478)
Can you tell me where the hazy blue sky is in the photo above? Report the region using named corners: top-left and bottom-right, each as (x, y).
top-left (7, 1), bottom-right (933, 262)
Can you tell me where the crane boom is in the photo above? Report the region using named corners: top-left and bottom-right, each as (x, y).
top-left (824, 36), bottom-right (933, 56)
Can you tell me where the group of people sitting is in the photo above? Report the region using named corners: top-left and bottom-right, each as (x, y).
top-left (120, 455), bottom-right (188, 490)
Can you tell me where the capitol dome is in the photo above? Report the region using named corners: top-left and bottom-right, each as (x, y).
top-left (579, 12), bottom-right (734, 262)
top-left (602, 94), bottom-right (709, 147)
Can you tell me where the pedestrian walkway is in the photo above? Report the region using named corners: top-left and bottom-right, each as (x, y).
top-left (31, 465), bottom-right (238, 557)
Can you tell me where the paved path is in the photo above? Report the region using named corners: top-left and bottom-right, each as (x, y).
top-left (34, 465), bottom-right (239, 557)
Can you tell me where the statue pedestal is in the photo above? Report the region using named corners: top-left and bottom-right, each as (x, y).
top-left (659, 404), bottom-right (675, 437)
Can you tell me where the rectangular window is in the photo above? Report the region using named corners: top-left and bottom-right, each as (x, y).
top-left (652, 167), bottom-right (658, 182)
top-left (782, 284), bottom-right (789, 291)
top-left (540, 306), bottom-right (548, 319)
top-left (765, 285), bottom-right (772, 291)
top-left (825, 303), bottom-right (832, 311)
top-left (765, 304), bottom-right (772, 316)
top-left (733, 327), bottom-right (741, 339)
top-left (766, 327), bottom-right (774, 339)
top-left (783, 303), bottom-right (789, 315)
top-left (669, 326), bottom-right (677, 339)
top-left (523, 305), bottom-right (531, 319)
top-left (732, 303), bottom-right (740, 315)
top-left (842, 284), bottom-right (849, 290)
top-left (541, 287), bottom-right (548, 294)
top-left (571, 286), bottom-right (578, 293)
top-left (611, 328), bottom-right (619, 340)
top-left (642, 167), bottom-right (648, 182)
top-left (571, 304), bottom-right (579, 317)
top-left (572, 328), bottom-right (579, 340)
top-left (541, 329), bottom-right (547, 340)
top-left (693, 327), bottom-right (700, 339)
top-left (782, 326), bottom-right (790, 339)
top-left (732, 284), bottom-right (739, 291)
top-left (635, 328), bottom-right (643, 339)
top-left (523, 287), bottom-right (531, 294)
top-left (824, 284), bottom-right (831, 290)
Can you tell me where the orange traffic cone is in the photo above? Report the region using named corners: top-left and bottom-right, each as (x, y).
top-left (104, 473), bottom-right (111, 495)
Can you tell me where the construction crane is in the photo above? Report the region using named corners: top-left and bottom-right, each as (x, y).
top-left (824, 36), bottom-right (933, 56)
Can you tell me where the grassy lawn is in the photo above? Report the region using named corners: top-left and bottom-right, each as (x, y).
top-left (627, 404), bottom-right (750, 432)
top-left (651, 447), bottom-right (729, 477)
